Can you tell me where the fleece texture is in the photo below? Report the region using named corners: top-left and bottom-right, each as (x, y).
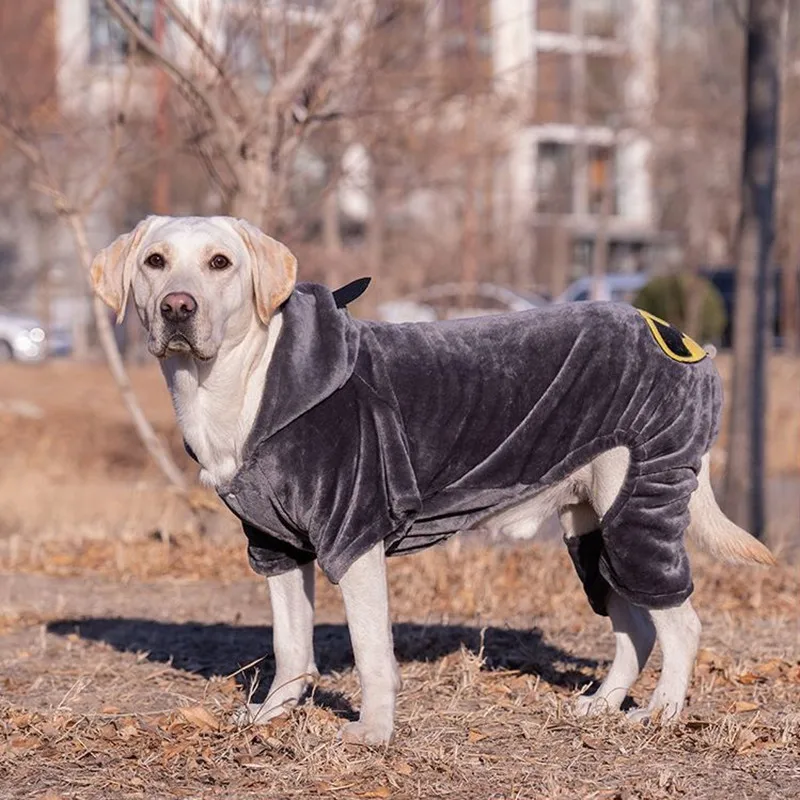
top-left (212, 282), bottom-right (722, 613)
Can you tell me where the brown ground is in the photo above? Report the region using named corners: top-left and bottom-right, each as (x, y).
top-left (0, 358), bottom-right (799, 799)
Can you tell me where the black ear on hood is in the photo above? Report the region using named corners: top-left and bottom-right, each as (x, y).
top-left (333, 277), bottom-right (372, 309)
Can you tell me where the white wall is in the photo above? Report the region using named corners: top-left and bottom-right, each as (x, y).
top-left (492, 0), bottom-right (534, 96)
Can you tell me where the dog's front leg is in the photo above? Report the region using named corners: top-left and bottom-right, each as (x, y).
top-left (237, 561), bottom-right (317, 725)
top-left (338, 542), bottom-right (400, 745)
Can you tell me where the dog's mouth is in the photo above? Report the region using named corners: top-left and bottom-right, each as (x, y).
top-left (165, 334), bottom-right (193, 355)
top-left (152, 333), bottom-right (212, 361)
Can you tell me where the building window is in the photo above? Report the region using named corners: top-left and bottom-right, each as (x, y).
top-left (537, 141), bottom-right (574, 214)
top-left (88, 0), bottom-right (155, 64)
top-left (587, 145), bottom-right (617, 215)
top-left (585, 54), bottom-right (619, 126)
top-left (441, 0), bottom-right (493, 55)
top-left (440, 0), bottom-right (493, 94)
top-left (535, 51), bottom-right (573, 124)
top-left (537, 0), bottom-right (572, 34)
top-left (580, 0), bottom-right (619, 39)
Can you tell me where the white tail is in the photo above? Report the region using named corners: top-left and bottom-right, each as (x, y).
top-left (687, 455), bottom-right (776, 566)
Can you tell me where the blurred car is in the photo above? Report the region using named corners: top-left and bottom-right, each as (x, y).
top-left (555, 273), bottom-right (649, 305)
top-left (0, 310), bottom-right (71, 362)
top-left (377, 282), bottom-right (548, 323)
top-left (700, 266), bottom-right (793, 349)
top-left (0, 310), bottom-right (48, 362)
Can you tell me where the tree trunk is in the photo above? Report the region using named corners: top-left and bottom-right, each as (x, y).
top-left (723, 0), bottom-right (787, 538)
top-left (590, 166), bottom-right (612, 302)
top-left (459, 0), bottom-right (480, 308)
top-left (231, 138), bottom-right (274, 229)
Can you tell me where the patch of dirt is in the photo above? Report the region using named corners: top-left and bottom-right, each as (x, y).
top-left (0, 541), bottom-right (798, 799)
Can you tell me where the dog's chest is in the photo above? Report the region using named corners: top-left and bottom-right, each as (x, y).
top-left (175, 376), bottom-right (265, 487)
top-left (176, 390), bottom-right (240, 486)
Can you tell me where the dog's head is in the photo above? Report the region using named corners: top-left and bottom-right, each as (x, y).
top-left (91, 215), bottom-right (297, 361)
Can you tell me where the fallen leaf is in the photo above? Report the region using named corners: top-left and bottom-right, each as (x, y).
top-left (98, 723), bottom-right (117, 740)
top-left (179, 705), bottom-right (218, 731)
top-left (358, 788), bottom-right (391, 799)
top-left (118, 720), bottom-right (140, 740)
top-left (581, 734), bottom-right (605, 750)
top-left (734, 728), bottom-right (759, 753)
top-left (9, 736), bottom-right (41, 751)
top-left (468, 729), bottom-right (489, 743)
top-left (750, 740), bottom-right (784, 752)
top-left (754, 658), bottom-right (788, 677)
top-left (735, 672), bottom-right (764, 686)
top-left (161, 742), bottom-right (192, 763)
top-left (732, 701), bottom-right (759, 713)
top-left (100, 705), bottom-right (121, 714)
top-left (696, 648), bottom-right (721, 665)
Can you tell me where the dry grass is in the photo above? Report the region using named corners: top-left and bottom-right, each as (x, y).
top-left (1, 540), bottom-right (798, 800)
top-left (1, 359), bottom-right (799, 798)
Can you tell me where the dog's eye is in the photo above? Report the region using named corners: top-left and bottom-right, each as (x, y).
top-left (145, 253), bottom-right (165, 269)
top-left (210, 254), bottom-right (231, 270)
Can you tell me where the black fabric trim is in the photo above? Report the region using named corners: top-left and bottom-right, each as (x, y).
top-left (566, 529), bottom-right (611, 617)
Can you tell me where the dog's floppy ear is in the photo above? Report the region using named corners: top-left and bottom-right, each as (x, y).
top-left (90, 217), bottom-right (154, 324)
top-left (234, 219), bottom-right (298, 325)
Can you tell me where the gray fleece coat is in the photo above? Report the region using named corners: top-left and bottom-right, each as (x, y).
top-left (206, 282), bottom-right (721, 614)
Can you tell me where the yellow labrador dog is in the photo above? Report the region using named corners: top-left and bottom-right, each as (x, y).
top-left (91, 215), bottom-right (774, 745)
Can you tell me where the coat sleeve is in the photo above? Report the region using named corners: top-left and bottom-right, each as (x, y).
top-left (288, 377), bottom-right (422, 583)
top-left (243, 521), bottom-right (316, 576)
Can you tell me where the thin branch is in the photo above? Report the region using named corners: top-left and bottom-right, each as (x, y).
top-left (103, 0), bottom-right (243, 189)
top-left (103, 1), bottom-right (227, 134)
top-left (0, 119), bottom-right (43, 166)
top-left (159, 0), bottom-right (247, 120)
top-left (268, 0), bottom-right (353, 110)
top-left (80, 56), bottom-right (137, 211)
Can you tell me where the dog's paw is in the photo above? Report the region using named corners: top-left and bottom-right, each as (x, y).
top-left (230, 702), bottom-right (290, 728)
top-left (575, 693), bottom-right (618, 717)
top-left (338, 720), bottom-right (393, 746)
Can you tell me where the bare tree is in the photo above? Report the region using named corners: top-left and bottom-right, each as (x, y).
top-left (723, 0), bottom-right (789, 538)
top-left (1, 0), bottom-right (378, 492)
top-left (103, 0), bottom-right (366, 230)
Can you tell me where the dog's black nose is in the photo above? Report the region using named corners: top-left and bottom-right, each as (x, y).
top-left (160, 292), bottom-right (197, 323)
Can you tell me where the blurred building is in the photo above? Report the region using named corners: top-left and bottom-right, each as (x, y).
top-left (490, 0), bottom-right (667, 295)
top-left (0, 0), bottom-right (676, 334)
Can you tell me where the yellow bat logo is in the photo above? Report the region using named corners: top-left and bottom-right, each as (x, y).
top-left (636, 309), bottom-right (708, 364)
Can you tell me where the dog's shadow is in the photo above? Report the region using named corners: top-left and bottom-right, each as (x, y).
top-left (46, 618), bottom-right (600, 718)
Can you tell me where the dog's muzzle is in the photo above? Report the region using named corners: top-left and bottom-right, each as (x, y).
top-left (154, 291), bottom-right (206, 358)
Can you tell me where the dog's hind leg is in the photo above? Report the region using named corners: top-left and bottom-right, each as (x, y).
top-left (338, 542), bottom-right (400, 746)
top-left (627, 598), bottom-right (700, 723)
top-left (235, 561), bottom-right (317, 726)
top-left (576, 591), bottom-right (655, 716)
